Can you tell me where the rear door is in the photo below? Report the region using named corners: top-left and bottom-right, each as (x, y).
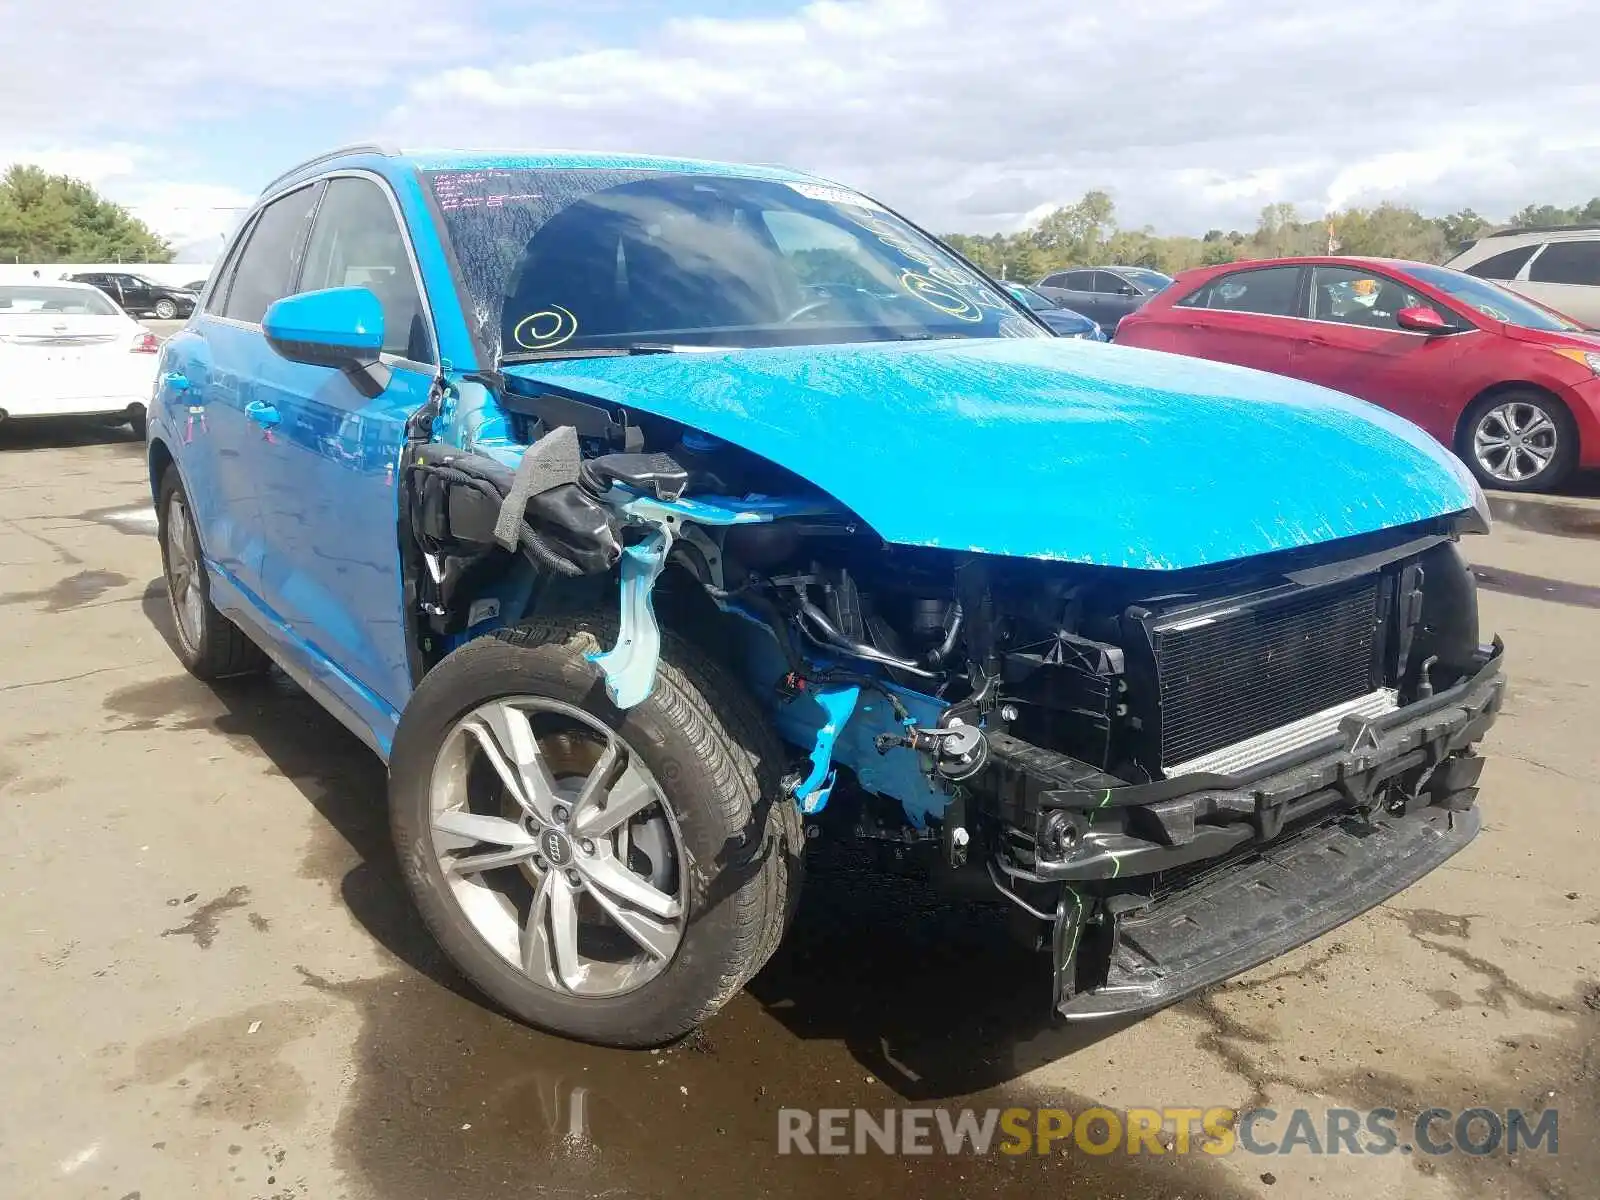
top-left (1519, 239), bottom-right (1600, 327)
top-left (1045, 270), bottom-right (1104, 323)
top-left (1161, 264), bottom-right (1304, 374)
top-left (1288, 265), bottom-right (1469, 439)
top-left (251, 172), bottom-right (437, 722)
top-left (159, 182), bottom-right (321, 603)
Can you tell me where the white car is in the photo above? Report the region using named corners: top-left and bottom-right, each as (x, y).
top-left (0, 281), bottom-right (161, 437)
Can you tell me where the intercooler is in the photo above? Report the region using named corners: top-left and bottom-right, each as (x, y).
top-left (1144, 575), bottom-right (1390, 777)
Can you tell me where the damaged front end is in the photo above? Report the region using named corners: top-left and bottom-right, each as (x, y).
top-left (401, 374), bottom-right (1505, 1022)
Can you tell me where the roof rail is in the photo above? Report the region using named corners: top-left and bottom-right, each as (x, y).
top-left (1485, 222), bottom-right (1600, 238)
top-left (258, 142), bottom-right (399, 196)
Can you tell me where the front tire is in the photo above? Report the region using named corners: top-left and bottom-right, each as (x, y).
top-left (1461, 390), bottom-right (1576, 493)
top-left (153, 299), bottom-right (178, 320)
top-left (388, 614), bottom-right (802, 1047)
top-left (156, 469), bottom-right (268, 679)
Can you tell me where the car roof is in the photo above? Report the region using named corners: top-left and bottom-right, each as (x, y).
top-left (16, 278), bottom-right (105, 290)
top-left (262, 142), bottom-right (830, 197)
top-left (1181, 255), bottom-right (1438, 275)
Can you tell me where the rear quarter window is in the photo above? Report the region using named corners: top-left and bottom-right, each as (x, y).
top-left (1528, 240), bottom-right (1600, 287)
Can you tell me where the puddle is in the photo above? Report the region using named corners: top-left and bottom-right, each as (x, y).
top-left (301, 872), bottom-right (1248, 1200)
top-left (1472, 565), bottom-right (1600, 609)
top-left (71, 504), bottom-right (160, 536)
top-left (103, 669), bottom-right (1244, 1200)
top-left (1489, 496), bottom-right (1600, 541)
top-left (0, 568), bottom-right (130, 612)
top-left (104, 622), bottom-right (1599, 1200)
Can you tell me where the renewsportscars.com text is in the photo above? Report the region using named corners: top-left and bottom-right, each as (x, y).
top-left (777, 1106), bottom-right (1559, 1157)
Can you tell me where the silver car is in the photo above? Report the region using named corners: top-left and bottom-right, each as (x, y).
top-left (1445, 226), bottom-right (1600, 328)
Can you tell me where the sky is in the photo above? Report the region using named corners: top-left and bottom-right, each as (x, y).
top-left (2, 0), bottom-right (1595, 261)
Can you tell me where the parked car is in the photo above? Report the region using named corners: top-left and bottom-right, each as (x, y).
top-left (150, 147), bottom-right (1503, 1048)
top-left (0, 281), bottom-right (158, 436)
top-left (998, 281), bottom-right (1106, 339)
top-left (1445, 226), bottom-right (1600, 329)
top-left (1034, 266), bottom-right (1172, 333)
top-left (1117, 256), bottom-right (1600, 492)
top-left (65, 271), bottom-right (197, 320)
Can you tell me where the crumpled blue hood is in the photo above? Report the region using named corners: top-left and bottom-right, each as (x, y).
top-left (504, 337), bottom-right (1477, 571)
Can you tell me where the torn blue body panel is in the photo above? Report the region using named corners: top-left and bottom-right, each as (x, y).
top-left (716, 603), bottom-right (951, 827)
top-left (790, 684), bottom-right (860, 815)
top-left (502, 339), bottom-right (1478, 572)
top-left (588, 527), bottom-right (672, 708)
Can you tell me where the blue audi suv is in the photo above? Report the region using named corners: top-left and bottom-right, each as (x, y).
top-left (150, 145), bottom-right (1504, 1047)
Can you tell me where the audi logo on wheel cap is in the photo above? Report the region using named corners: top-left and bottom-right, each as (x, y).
top-left (541, 828), bottom-right (575, 866)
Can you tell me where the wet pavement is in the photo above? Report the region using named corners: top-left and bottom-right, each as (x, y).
top-left (1, 421), bottom-right (1596, 1200)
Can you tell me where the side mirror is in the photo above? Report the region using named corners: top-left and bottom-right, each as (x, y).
top-left (1396, 306), bottom-right (1451, 334)
top-left (263, 287), bottom-right (391, 395)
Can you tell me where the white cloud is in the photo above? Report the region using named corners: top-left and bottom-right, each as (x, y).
top-left (384, 0), bottom-right (1600, 233)
top-left (121, 181), bottom-right (257, 254)
top-left (2, 0), bottom-right (1598, 244)
top-left (0, 1), bottom-right (485, 139)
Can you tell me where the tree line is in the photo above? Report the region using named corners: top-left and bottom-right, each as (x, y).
top-left (0, 165), bottom-right (172, 263)
top-left (4, 159), bottom-right (1598, 279)
top-left (942, 192), bottom-right (1600, 283)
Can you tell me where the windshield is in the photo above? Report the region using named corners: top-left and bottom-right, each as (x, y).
top-left (424, 168), bottom-right (1045, 359)
top-left (1119, 267), bottom-right (1173, 293)
top-left (0, 285), bottom-right (120, 316)
top-left (1403, 264), bottom-right (1584, 332)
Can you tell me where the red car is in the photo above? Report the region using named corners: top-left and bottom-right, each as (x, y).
top-left (1116, 256), bottom-right (1600, 492)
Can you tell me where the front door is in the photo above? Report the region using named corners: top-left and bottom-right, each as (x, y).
top-left (1090, 271), bottom-right (1142, 331)
top-left (252, 174), bottom-right (438, 731)
top-left (115, 273), bottom-right (152, 313)
top-left (1289, 265), bottom-right (1467, 439)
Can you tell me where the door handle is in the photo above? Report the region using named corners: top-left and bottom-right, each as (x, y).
top-left (245, 399), bottom-right (281, 428)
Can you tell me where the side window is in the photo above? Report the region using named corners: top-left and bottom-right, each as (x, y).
top-left (1528, 240), bottom-right (1600, 287)
top-left (1464, 244), bottom-right (1538, 281)
top-left (205, 213), bottom-right (263, 316)
top-left (1309, 266), bottom-right (1443, 330)
top-left (223, 184), bottom-right (320, 325)
top-left (1178, 266), bottom-right (1302, 316)
top-left (299, 177), bottom-right (434, 363)
top-left (1039, 272), bottom-right (1068, 288)
top-left (1093, 271), bottom-right (1135, 295)
top-left (1062, 270), bottom-right (1094, 290)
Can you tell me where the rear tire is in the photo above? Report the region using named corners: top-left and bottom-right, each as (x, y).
top-left (156, 469), bottom-right (268, 679)
top-left (1460, 389), bottom-right (1576, 493)
top-left (388, 613), bottom-right (803, 1047)
top-left (128, 407), bottom-right (147, 440)
top-left (153, 299), bottom-right (178, 320)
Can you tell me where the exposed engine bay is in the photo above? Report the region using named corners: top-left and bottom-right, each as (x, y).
top-left (401, 377), bottom-right (1507, 1018)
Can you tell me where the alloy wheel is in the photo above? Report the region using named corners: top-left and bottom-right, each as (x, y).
top-left (164, 493), bottom-right (206, 653)
top-left (1472, 401), bottom-right (1559, 485)
top-left (427, 696), bottom-right (686, 997)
